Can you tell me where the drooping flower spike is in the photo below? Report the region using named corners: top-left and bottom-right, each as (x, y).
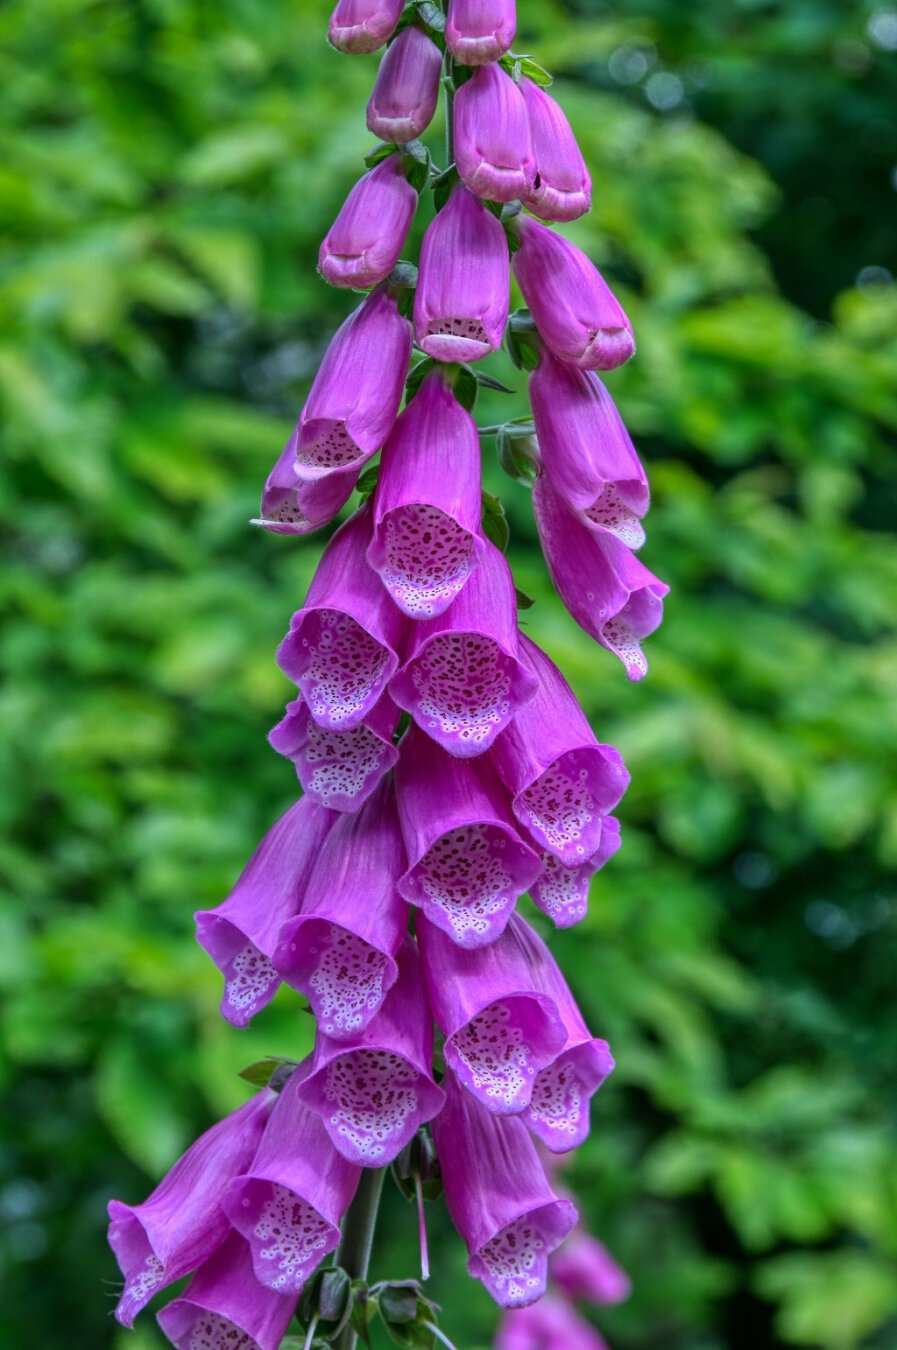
top-left (512, 214), bottom-right (635, 371)
top-left (328, 0), bottom-right (404, 54)
top-left (268, 692), bottom-right (399, 814)
top-left (292, 285), bottom-right (412, 482)
top-left (520, 79), bottom-right (592, 224)
top-left (367, 367), bottom-right (486, 618)
top-left (253, 428), bottom-right (359, 536)
top-left (530, 816), bottom-right (622, 929)
top-left (318, 154), bottom-right (418, 290)
top-left (194, 798), bottom-right (336, 1027)
top-left (274, 777), bottom-right (409, 1039)
top-left (433, 1071), bottom-right (578, 1308)
top-left (491, 633), bottom-right (629, 865)
top-left (496, 1296), bottom-right (612, 1350)
top-left (396, 723), bottom-right (541, 947)
top-left (533, 473), bottom-right (668, 681)
top-left (453, 63), bottom-right (536, 203)
top-left (551, 1230), bottom-right (633, 1306)
top-left (529, 349), bottom-right (649, 549)
top-left (223, 1063), bottom-right (360, 1294)
top-left (367, 25), bottom-right (443, 144)
top-left (417, 912), bottom-right (567, 1115)
top-left (108, 1091), bottom-right (274, 1327)
top-left (413, 184), bottom-right (511, 365)
top-left (277, 504), bottom-right (406, 729)
top-left (445, 0), bottom-right (517, 66)
top-left (390, 540), bottom-right (538, 756)
top-left (296, 936), bottom-right (445, 1165)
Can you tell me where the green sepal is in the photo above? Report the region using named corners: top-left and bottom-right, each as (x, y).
top-left (349, 1282), bottom-right (376, 1349)
top-left (415, 0), bottom-right (446, 33)
top-left (401, 140), bottom-right (432, 193)
top-left (297, 1267), bottom-right (354, 1343)
top-left (364, 141), bottom-right (399, 170)
top-left (496, 421), bottom-right (539, 484)
top-left (405, 357), bottom-right (437, 402)
top-left (505, 310), bottom-right (541, 371)
top-left (431, 165), bottom-right (460, 212)
top-left (237, 1056), bottom-right (297, 1090)
top-left (515, 587), bottom-right (535, 610)
top-left (356, 464), bottom-right (380, 503)
top-left (499, 53), bottom-right (553, 87)
top-left (481, 491), bottom-right (509, 552)
top-left (475, 370), bottom-right (516, 394)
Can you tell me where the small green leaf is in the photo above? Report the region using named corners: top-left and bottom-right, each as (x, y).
top-left (364, 142), bottom-right (398, 169)
top-left (405, 357), bottom-right (437, 402)
top-left (517, 56), bottom-right (553, 87)
top-left (237, 1056), bottom-right (296, 1088)
top-left (451, 365), bottom-right (478, 412)
top-left (431, 166), bottom-right (459, 212)
top-left (515, 587), bottom-right (535, 610)
top-left (497, 422), bottom-right (539, 484)
top-left (401, 141), bottom-right (431, 193)
top-left (415, 1), bottom-right (446, 33)
top-left (356, 464), bottom-right (380, 503)
top-left (481, 491), bottom-right (509, 551)
top-left (474, 371), bottom-right (515, 394)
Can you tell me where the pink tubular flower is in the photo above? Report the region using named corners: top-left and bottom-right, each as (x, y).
top-left (274, 778), bottom-right (409, 1039)
top-left (268, 692), bottom-right (399, 814)
top-left (328, 0), bottom-right (404, 56)
top-left (433, 1071), bottom-right (577, 1307)
top-left (396, 723), bottom-right (541, 947)
top-left (107, 1091), bottom-right (274, 1327)
top-left (453, 64), bottom-right (536, 203)
top-left (530, 349), bottom-right (649, 549)
top-left (253, 428), bottom-right (359, 536)
top-left (533, 473), bottom-right (668, 681)
top-left (490, 633), bottom-right (629, 864)
top-left (445, 0), bottom-right (517, 65)
top-left (520, 79), bottom-right (592, 223)
top-left (552, 1230), bottom-right (632, 1306)
top-left (418, 912), bottom-right (566, 1114)
top-left (156, 1230), bottom-right (296, 1350)
top-left (531, 816), bottom-right (622, 928)
top-left (389, 541), bottom-right (538, 756)
top-left (413, 184), bottom-right (510, 364)
top-left (367, 25), bottom-right (442, 143)
top-left (512, 215), bottom-right (634, 370)
top-left (223, 1064), bottom-right (360, 1294)
top-left (194, 798), bottom-right (336, 1028)
top-left (496, 1296), bottom-right (611, 1350)
top-left (318, 154), bottom-right (417, 290)
top-left (293, 285), bottom-right (412, 481)
top-left (367, 368), bottom-right (486, 617)
top-left (296, 936), bottom-right (445, 1165)
top-left (276, 505), bottom-right (406, 729)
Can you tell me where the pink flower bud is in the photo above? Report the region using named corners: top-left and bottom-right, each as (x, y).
top-left (328, 0), bottom-right (404, 54)
top-left (318, 154), bottom-right (417, 290)
top-left (453, 64), bottom-right (536, 203)
top-left (445, 0), bottom-right (517, 66)
top-left (367, 25), bottom-right (443, 143)
top-left (520, 78), bottom-right (592, 223)
top-left (552, 1230), bottom-right (632, 1306)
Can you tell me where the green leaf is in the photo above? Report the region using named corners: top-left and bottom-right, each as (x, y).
top-left (481, 491), bottom-right (509, 551)
top-left (474, 370), bottom-right (515, 394)
top-left (364, 142), bottom-right (399, 169)
top-left (356, 464), bottom-right (380, 502)
top-left (237, 1056), bottom-right (296, 1089)
top-left (415, 1), bottom-right (446, 33)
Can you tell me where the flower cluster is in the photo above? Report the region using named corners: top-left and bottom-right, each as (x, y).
top-left (107, 3), bottom-right (667, 1347)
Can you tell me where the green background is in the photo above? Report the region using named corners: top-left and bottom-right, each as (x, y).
top-left (1, 0), bottom-right (896, 1346)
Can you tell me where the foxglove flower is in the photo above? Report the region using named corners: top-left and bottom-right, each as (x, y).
top-left (224, 1064), bottom-right (360, 1294)
top-left (108, 1091), bottom-right (274, 1327)
top-left (328, 0), bottom-right (404, 57)
top-left (491, 634), bottom-right (629, 864)
top-left (253, 428), bottom-right (359, 535)
top-left (520, 79), bottom-right (592, 223)
top-left (390, 541), bottom-right (538, 755)
top-left (552, 1231), bottom-right (632, 1306)
top-left (318, 154), bottom-right (417, 290)
top-left (296, 937), bottom-right (445, 1165)
top-left (530, 349), bottom-right (649, 549)
top-left (396, 723), bottom-right (541, 946)
top-left (277, 505), bottom-right (406, 729)
top-left (433, 1071), bottom-right (577, 1307)
top-left (413, 185), bottom-right (510, 364)
top-left (445, 0), bottom-right (517, 65)
top-left (453, 63), bottom-right (536, 203)
top-left (497, 1296), bottom-right (611, 1350)
top-left (531, 816), bottom-right (621, 928)
top-left (269, 692), bottom-right (399, 813)
top-left (292, 285), bottom-right (412, 481)
top-left (512, 215), bottom-right (634, 371)
top-left (418, 913), bottom-right (566, 1114)
top-left (368, 367), bottom-right (486, 617)
top-left (367, 25), bottom-right (442, 143)
top-left (274, 778), bottom-right (409, 1039)
top-left (533, 473), bottom-right (668, 680)
top-left (194, 798), bottom-right (336, 1028)
top-left (156, 1230), bottom-right (296, 1350)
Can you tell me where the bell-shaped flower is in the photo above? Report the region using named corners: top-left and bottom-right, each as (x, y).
top-left (367, 368), bottom-right (486, 617)
top-left (277, 505), bottom-right (407, 729)
top-left (274, 778), bottom-right (409, 1039)
top-left (453, 64), bottom-right (536, 203)
top-left (490, 633), bottom-right (629, 865)
top-left (328, 0), bottom-right (404, 56)
top-left (520, 79), bottom-right (592, 223)
top-left (396, 723), bottom-right (541, 947)
top-left (318, 154), bottom-right (417, 290)
top-left (390, 541), bottom-right (538, 755)
top-left (418, 913), bottom-right (566, 1115)
top-left (269, 692), bottom-right (399, 814)
top-left (531, 816), bottom-right (621, 928)
top-left (108, 1091), bottom-right (274, 1327)
top-left (512, 215), bottom-right (634, 370)
top-left (529, 349), bottom-right (649, 548)
top-left (156, 1230), bottom-right (296, 1350)
top-left (194, 798), bottom-right (336, 1028)
top-left (253, 428), bottom-right (359, 535)
top-left (432, 1071), bottom-right (577, 1307)
top-left (533, 474), bottom-right (668, 681)
top-left (292, 286), bottom-right (412, 481)
top-left (552, 1230), bottom-right (632, 1306)
top-left (296, 936), bottom-right (445, 1165)
top-left (367, 25), bottom-right (442, 143)
top-left (497, 1296), bottom-right (611, 1350)
top-left (445, 0), bottom-right (516, 65)
top-left (413, 185), bottom-right (510, 364)
top-left (223, 1064), bottom-right (360, 1294)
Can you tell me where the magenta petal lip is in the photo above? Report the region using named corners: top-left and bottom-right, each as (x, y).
top-left (524, 1038), bottom-right (615, 1151)
top-left (445, 0), bottom-right (517, 66)
top-left (328, 0), bottom-right (405, 56)
top-left (530, 816), bottom-right (622, 928)
top-left (268, 694), bottom-right (399, 813)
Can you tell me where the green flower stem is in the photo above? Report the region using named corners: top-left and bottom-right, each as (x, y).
top-left (334, 1166), bottom-right (387, 1350)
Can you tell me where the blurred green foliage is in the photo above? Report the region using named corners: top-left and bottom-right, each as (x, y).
top-left (1, 1), bottom-right (896, 1348)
